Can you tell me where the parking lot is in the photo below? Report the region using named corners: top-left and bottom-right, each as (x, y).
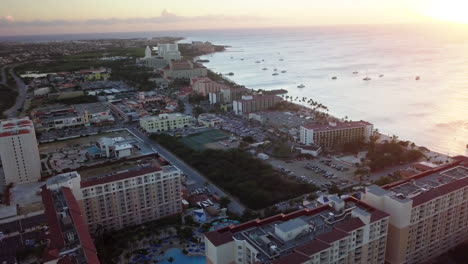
top-left (217, 114), bottom-right (270, 142)
top-left (268, 157), bottom-right (357, 191)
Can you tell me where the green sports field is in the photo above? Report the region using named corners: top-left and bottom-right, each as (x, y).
top-left (179, 129), bottom-right (230, 151)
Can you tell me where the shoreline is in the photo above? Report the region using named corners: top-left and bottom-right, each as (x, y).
top-left (197, 50), bottom-right (459, 158)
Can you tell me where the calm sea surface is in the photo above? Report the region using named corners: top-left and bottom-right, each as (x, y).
top-left (2, 26), bottom-right (467, 155)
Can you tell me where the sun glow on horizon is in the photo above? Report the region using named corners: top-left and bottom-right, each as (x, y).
top-left (422, 0), bottom-right (468, 24)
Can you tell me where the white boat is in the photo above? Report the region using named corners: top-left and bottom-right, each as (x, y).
top-left (353, 71), bottom-right (359, 74)
top-left (281, 70), bottom-right (287, 73)
top-left (262, 68), bottom-right (268, 70)
top-left (415, 76), bottom-right (421, 80)
top-left (332, 76), bottom-right (337, 80)
top-left (379, 74), bottom-right (384, 77)
top-left (297, 84), bottom-right (305, 88)
top-left (256, 61), bottom-right (261, 63)
top-left (272, 73), bottom-right (279, 76)
top-left (274, 69), bottom-right (278, 71)
top-left (363, 77), bottom-right (371, 81)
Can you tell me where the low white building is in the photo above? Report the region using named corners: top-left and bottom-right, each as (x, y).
top-left (140, 113), bottom-right (191, 133)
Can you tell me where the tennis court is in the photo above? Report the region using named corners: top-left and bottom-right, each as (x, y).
top-left (179, 129), bottom-right (230, 151)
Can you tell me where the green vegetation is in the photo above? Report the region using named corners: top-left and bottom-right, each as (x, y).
top-left (367, 141), bottom-right (424, 171)
top-left (207, 69), bottom-right (242, 88)
top-left (0, 83), bottom-right (18, 118)
top-left (109, 64), bottom-right (155, 91)
top-left (373, 173), bottom-right (402, 186)
top-left (150, 134), bottom-right (316, 209)
top-left (268, 101), bottom-right (301, 112)
top-left (95, 215), bottom-right (181, 264)
top-left (178, 129), bottom-right (229, 151)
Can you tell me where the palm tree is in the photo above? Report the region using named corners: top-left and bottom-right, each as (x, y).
top-left (167, 257), bottom-right (175, 263)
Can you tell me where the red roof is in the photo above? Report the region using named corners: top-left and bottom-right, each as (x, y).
top-left (303, 121), bottom-right (372, 132)
top-left (335, 218), bottom-right (365, 232)
top-left (205, 230), bottom-right (234, 247)
top-left (316, 229), bottom-right (349, 244)
top-left (80, 165), bottom-right (161, 188)
top-left (41, 187), bottom-right (66, 250)
top-left (295, 240), bottom-right (330, 256)
top-left (62, 187), bottom-right (100, 264)
top-left (205, 197), bottom-right (384, 247)
top-left (271, 252), bottom-right (311, 264)
top-left (370, 210), bottom-right (390, 222)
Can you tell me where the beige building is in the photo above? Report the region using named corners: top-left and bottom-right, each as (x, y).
top-left (198, 113), bottom-right (223, 128)
top-left (0, 117), bottom-right (41, 184)
top-left (162, 60), bottom-right (207, 80)
top-left (205, 196), bottom-right (389, 264)
top-left (45, 156), bottom-right (183, 232)
top-left (232, 95), bottom-right (282, 115)
top-left (362, 157), bottom-right (468, 264)
top-left (140, 113), bottom-right (191, 133)
top-left (191, 77), bottom-right (230, 96)
top-left (300, 121), bottom-right (373, 149)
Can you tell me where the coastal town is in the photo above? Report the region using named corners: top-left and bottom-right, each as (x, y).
top-left (0, 36), bottom-right (466, 264)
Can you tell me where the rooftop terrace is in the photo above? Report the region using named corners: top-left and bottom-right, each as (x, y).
top-left (372, 157), bottom-right (468, 206)
top-left (206, 197), bottom-right (388, 263)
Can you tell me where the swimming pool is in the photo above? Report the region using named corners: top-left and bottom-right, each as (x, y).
top-left (158, 248), bottom-right (206, 264)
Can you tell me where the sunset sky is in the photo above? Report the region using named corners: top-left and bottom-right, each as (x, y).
top-left (0, 0), bottom-right (466, 35)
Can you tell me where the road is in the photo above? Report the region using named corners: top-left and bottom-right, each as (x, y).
top-left (3, 65), bottom-right (27, 118)
top-left (125, 125), bottom-right (247, 215)
top-left (0, 65), bottom-right (7, 85)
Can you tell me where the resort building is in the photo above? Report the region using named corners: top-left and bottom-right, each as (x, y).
top-left (162, 60), bottom-right (207, 80)
top-left (0, 117), bottom-right (41, 184)
top-left (232, 95), bottom-right (282, 115)
top-left (45, 155), bottom-right (183, 232)
top-left (205, 196), bottom-right (389, 264)
top-left (191, 77), bottom-right (230, 96)
top-left (41, 186), bottom-right (100, 264)
top-left (140, 113), bottom-right (191, 133)
top-left (209, 86), bottom-right (251, 105)
top-left (300, 121), bottom-right (373, 149)
top-left (137, 44), bottom-right (182, 69)
top-left (362, 156), bottom-right (468, 264)
top-left (157, 43), bottom-right (182, 61)
top-left (198, 113), bottom-right (223, 128)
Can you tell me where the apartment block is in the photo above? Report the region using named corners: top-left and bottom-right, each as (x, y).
top-left (362, 156), bottom-right (468, 264)
top-left (45, 155), bottom-right (183, 232)
top-left (233, 95), bottom-right (282, 115)
top-left (205, 196), bottom-right (389, 264)
top-left (0, 117), bottom-right (41, 184)
top-left (191, 77), bottom-right (230, 96)
top-left (300, 121), bottom-right (373, 149)
top-left (140, 113), bottom-right (191, 133)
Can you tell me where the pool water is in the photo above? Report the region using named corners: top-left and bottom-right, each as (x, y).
top-left (159, 248), bottom-right (206, 264)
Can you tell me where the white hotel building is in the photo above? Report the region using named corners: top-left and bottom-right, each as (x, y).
top-left (0, 117), bottom-right (41, 184)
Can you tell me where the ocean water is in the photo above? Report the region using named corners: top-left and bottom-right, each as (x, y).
top-left (192, 26), bottom-right (468, 156)
top-left (2, 26), bottom-right (467, 155)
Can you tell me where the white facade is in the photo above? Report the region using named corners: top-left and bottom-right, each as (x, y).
top-left (157, 43), bottom-right (182, 61)
top-left (0, 117), bottom-right (41, 184)
top-left (140, 113), bottom-right (191, 133)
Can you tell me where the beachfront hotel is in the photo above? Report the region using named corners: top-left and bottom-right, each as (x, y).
top-left (300, 121), bottom-right (373, 149)
top-left (191, 77), bottom-right (231, 96)
top-left (362, 156), bottom-right (468, 264)
top-left (205, 196), bottom-right (389, 264)
top-left (45, 156), bottom-right (183, 232)
top-left (233, 95), bottom-right (283, 115)
top-left (0, 117), bottom-right (41, 185)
